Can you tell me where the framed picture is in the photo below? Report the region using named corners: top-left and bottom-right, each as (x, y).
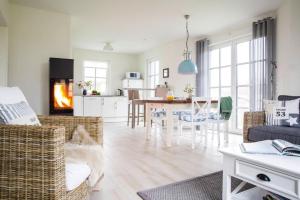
top-left (163, 68), bottom-right (169, 78)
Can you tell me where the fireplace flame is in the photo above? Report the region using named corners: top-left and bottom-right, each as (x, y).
top-left (54, 83), bottom-right (73, 109)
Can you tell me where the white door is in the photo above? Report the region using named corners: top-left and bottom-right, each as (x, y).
top-left (83, 97), bottom-right (102, 117)
top-left (102, 97), bottom-right (116, 118)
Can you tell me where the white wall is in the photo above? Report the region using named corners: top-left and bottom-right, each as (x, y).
top-left (0, 26), bottom-right (8, 86)
top-left (138, 38), bottom-right (198, 97)
top-left (0, 0), bottom-right (9, 86)
top-left (137, 25), bottom-right (252, 97)
top-left (8, 4), bottom-right (71, 114)
top-left (276, 0), bottom-right (300, 96)
top-left (72, 48), bottom-right (139, 95)
top-left (0, 0), bottom-right (9, 26)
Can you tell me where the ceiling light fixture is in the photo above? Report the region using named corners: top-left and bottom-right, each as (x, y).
top-left (103, 42), bottom-right (114, 51)
top-left (178, 15), bottom-right (198, 74)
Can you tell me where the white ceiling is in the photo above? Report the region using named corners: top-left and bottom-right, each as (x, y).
top-left (11, 0), bottom-right (283, 54)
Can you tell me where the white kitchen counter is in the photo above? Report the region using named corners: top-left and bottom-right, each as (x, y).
top-left (73, 96), bottom-right (128, 122)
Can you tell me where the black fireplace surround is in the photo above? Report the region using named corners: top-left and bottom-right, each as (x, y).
top-left (49, 57), bottom-right (74, 115)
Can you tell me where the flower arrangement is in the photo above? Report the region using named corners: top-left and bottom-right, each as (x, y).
top-left (77, 80), bottom-right (92, 95)
top-left (184, 84), bottom-right (194, 98)
top-left (76, 80), bottom-right (92, 90)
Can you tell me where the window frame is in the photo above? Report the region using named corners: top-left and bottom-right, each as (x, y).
top-left (208, 35), bottom-right (252, 133)
top-left (83, 60), bottom-right (111, 94)
top-left (146, 59), bottom-right (160, 97)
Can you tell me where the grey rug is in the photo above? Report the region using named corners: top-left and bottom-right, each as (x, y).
top-left (137, 171), bottom-right (252, 200)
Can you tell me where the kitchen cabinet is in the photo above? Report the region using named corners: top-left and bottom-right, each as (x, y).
top-left (102, 97), bottom-right (116, 118)
top-left (83, 97), bottom-right (102, 117)
top-left (73, 96), bottom-right (83, 116)
top-left (73, 96), bottom-right (128, 122)
top-left (122, 79), bottom-right (143, 89)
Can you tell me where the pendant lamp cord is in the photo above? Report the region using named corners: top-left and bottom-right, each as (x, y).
top-left (186, 17), bottom-right (189, 53)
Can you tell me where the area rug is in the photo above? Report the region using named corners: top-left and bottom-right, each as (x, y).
top-left (137, 171), bottom-right (251, 200)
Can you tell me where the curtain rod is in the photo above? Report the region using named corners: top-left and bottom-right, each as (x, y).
top-left (253, 17), bottom-right (275, 24)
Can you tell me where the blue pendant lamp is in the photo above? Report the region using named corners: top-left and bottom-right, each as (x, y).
top-left (178, 15), bottom-right (198, 74)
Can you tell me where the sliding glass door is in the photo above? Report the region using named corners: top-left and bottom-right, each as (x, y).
top-left (236, 41), bottom-right (251, 130)
top-left (208, 37), bottom-right (251, 132)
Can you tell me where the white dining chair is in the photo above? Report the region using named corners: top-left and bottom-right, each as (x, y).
top-left (207, 97), bottom-right (232, 146)
top-left (178, 97), bottom-right (211, 149)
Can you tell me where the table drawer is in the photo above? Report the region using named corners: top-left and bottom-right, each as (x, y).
top-left (235, 160), bottom-right (299, 198)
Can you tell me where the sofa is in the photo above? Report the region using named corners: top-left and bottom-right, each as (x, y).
top-left (243, 95), bottom-right (300, 144)
top-left (0, 115), bottom-right (103, 200)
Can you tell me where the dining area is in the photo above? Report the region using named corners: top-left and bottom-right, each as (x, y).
top-left (126, 86), bottom-right (232, 149)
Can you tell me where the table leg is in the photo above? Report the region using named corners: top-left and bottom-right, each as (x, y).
top-left (137, 104), bottom-right (140, 125)
top-left (132, 102), bottom-right (136, 129)
top-left (224, 121), bottom-right (229, 143)
top-left (222, 170), bottom-right (232, 200)
top-left (144, 103), bottom-right (146, 127)
top-left (146, 103), bottom-right (151, 140)
top-left (166, 105), bottom-right (173, 147)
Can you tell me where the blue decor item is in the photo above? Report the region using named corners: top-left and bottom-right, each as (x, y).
top-left (82, 89), bottom-right (87, 96)
top-left (178, 60), bottom-right (198, 74)
top-left (178, 15), bottom-right (198, 74)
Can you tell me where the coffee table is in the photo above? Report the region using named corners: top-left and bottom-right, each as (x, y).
top-left (219, 145), bottom-right (300, 200)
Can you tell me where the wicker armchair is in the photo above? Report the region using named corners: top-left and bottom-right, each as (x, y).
top-left (0, 115), bottom-right (103, 200)
top-left (243, 111), bottom-right (265, 142)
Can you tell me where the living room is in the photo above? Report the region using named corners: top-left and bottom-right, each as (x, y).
top-left (0, 0), bottom-right (300, 199)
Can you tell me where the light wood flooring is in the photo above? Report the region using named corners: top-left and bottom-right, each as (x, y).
top-left (90, 123), bottom-right (242, 200)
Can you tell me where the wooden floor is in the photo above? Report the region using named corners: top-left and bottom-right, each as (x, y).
top-left (90, 122), bottom-right (242, 200)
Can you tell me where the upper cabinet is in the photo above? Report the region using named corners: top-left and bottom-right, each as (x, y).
top-left (122, 79), bottom-right (143, 89)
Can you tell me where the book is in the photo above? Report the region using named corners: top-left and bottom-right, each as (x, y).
top-left (272, 139), bottom-right (300, 156)
top-left (240, 140), bottom-right (279, 155)
top-left (240, 140), bottom-right (300, 157)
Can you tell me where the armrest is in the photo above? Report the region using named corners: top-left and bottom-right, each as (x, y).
top-left (243, 111), bottom-right (265, 143)
top-left (0, 125), bottom-right (66, 200)
top-left (38, 115), bottom-right (103, 145)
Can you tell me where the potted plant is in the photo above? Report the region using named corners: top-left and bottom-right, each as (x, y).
top-left (184, 84), bottom-right (194, 100)
top-left (91, 90), bottom-right (101, 96)
top-left (77, 80), bottom-right (92, 96)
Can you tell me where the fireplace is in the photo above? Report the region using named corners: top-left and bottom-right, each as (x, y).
top-left (49, 58), bottom-right (74, 115)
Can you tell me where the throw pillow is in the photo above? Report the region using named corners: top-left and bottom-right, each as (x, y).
top-left (280, 98), bottom-right (300, 127)
top-left (70, 125), bottom-right (97, 145)
top-left (0, 86), bottom-right (40, 126)
top-left (263, 100), bottom-right (281, 126)
top-left (0, 101), bottom-right (41, 125)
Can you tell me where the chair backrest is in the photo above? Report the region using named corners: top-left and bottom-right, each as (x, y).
top-left (219, 96), bottom-right (233, 120)
top-left (191, 97), bottom-right (211, 121)
top-left (155, 87), bottom-right (168, 98)
top-left (128, 89), bottom-right (140, 100)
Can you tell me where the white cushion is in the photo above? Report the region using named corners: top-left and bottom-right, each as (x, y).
top-left (65, 162), bottom-right (91, 191)
top-left (0, 87), bottom-right (40, 125)
top-left (0, 87), bottom-right (28, 104)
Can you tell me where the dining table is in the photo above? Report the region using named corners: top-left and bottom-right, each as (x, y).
top-left (131, 99), bottom-right (218, 147)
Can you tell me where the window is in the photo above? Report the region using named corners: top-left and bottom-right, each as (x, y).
top-left (209, 46), bottom-right (232, 100)
top-left (84, 61), bottom-right (109, 94)
top-left (236, 41), bottom-right (250, 129)
top-left (147, 60), bottom-right (160, 97)
top-left (208, 37), bottom-right (251, 131)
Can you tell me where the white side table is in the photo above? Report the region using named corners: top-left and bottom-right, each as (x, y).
top-left (220, 146), bottom-right (300, 200)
